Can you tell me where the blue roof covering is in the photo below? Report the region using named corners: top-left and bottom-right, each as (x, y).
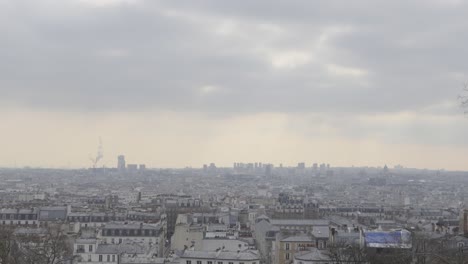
top-left (364, 230), bottom-right (411, 248)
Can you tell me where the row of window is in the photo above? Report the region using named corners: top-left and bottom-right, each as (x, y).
top-left (108, 237), bottom-right (154, 244)
top-left (103, 229), bottom-right (157, 237)
top-left (277, 226), bottom-right (309, 230)
top-left (186, 261), bottom-right (256, 264)
top-left (0, 214), bottom-right (37, 220)
top-left (283, 242), bottom-right (325, 251)
top-left (68, 216), bottom-right (125, 222)
top-left (76, 244), bottom-right (93, 253)
top-left (1, 220), bottom-right (37, 225)
top-left (98, 254), bottom-right (116, 262)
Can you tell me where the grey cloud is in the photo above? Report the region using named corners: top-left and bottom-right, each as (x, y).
top-left (0, 0), bottom-right (467, 114)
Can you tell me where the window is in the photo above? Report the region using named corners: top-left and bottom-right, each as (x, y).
top-left (197, 261), bottom-right (202, 264)
top-left (112, 255), bottom-right (115, 262)
top-left (286, 253), bottom-right (290, 260)
top-left (229, 262), bottom-right (234, 264)
top-left (186, 261), bottom-right (192, 264)
top-left (107, 255), bottom-right (110, 262)
top-left (89, 245), bottom-right (93, 252)
top-left (208, 262), bottom-right (213, 264)
top-left (285, 243), bottom-right (290, 250)
top-left (77, 245), bottom-right (85, 253)
top-left (99, 255), bottom-right (103, 262)
top-left (218, 262), bottom-right (223, 264)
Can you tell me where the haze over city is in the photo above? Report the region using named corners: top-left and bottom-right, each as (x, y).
top-left (1, 0), bottom-right (468, 170)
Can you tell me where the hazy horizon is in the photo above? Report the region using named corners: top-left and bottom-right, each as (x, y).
top-left (2, 0), bottom-right (468, 170)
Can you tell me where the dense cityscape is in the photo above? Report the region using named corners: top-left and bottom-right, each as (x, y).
top-left (1, 156), bottom-right (468, 263)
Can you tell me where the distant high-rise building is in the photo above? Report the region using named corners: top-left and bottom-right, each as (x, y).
top-left (312, 163), bottom-right (318, 171)
top-left (209, 163), bottom-right (216, 171)
top-left (139, 164), bottom-right (146, 170)
top-left (297, 162), bottom-right (305, 170)
top-left (265, 164), bottom-right (273, 176)
top-left (117, 155), bottom-right (126, 171)
top-left (319, 163), bottom-right (326, 171)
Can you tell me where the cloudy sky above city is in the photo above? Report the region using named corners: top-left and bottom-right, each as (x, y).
top-left (1, 0), bottom-right (468, 169)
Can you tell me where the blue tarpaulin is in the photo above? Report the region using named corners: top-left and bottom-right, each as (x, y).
top-left (364, 230), bottom-right (412, 248)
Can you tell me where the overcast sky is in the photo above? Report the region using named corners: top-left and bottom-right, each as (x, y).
top-left (1, 0), bottom-right (468, 170)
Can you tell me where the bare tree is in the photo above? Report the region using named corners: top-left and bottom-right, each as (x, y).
top-left (0, 226), bottom-right (15, 264)
top-left (458, 82), bottom-right (468, 114)
top-left (327, 239), bottom-right (369, 264)
top-left (16, 225), bottom-right (72, 264)
top-left (0, 224), bottom-right (72, 264)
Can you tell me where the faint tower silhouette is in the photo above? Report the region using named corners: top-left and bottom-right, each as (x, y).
top-left (117, 155), bottom-right (126, 171)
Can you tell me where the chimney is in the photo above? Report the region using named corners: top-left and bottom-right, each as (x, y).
top-left (330, 228), bottom-right (336, 244)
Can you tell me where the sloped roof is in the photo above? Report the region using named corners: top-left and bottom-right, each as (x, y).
top-left (181, 250), bottom-right (259, 261)
top-left (294, 248), bottom-right (331, 261)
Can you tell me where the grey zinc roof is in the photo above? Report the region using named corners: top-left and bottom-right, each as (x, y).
top-left (40, 206), bottom-right (67, 211)
top-left (95, 243), bottom-right (148, 254)
top-left (281, 236), bottom-right (314, 242)
top-left (75, 238), bottom-right (97, 244)
top-left (19, 208), bottom-right (38, 214)
top-left (68, 212), bottom-right (89, 217)
top-left (312, 226), bottom-right (330, 239)
top-left (121, 256), bottom-right (166, 264)
top-left (1, 208), bottom-right (21, 214)
top-left (270, 219), bottom-right (329, 226)
top-left (181, 250), bottom-right (259, 261)
top-left (14, 227), bottom-right (48, 235)
top-left (104, 222), bottom-right (160, 230)
top-left (294, 248), bottom-right (331, 261)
